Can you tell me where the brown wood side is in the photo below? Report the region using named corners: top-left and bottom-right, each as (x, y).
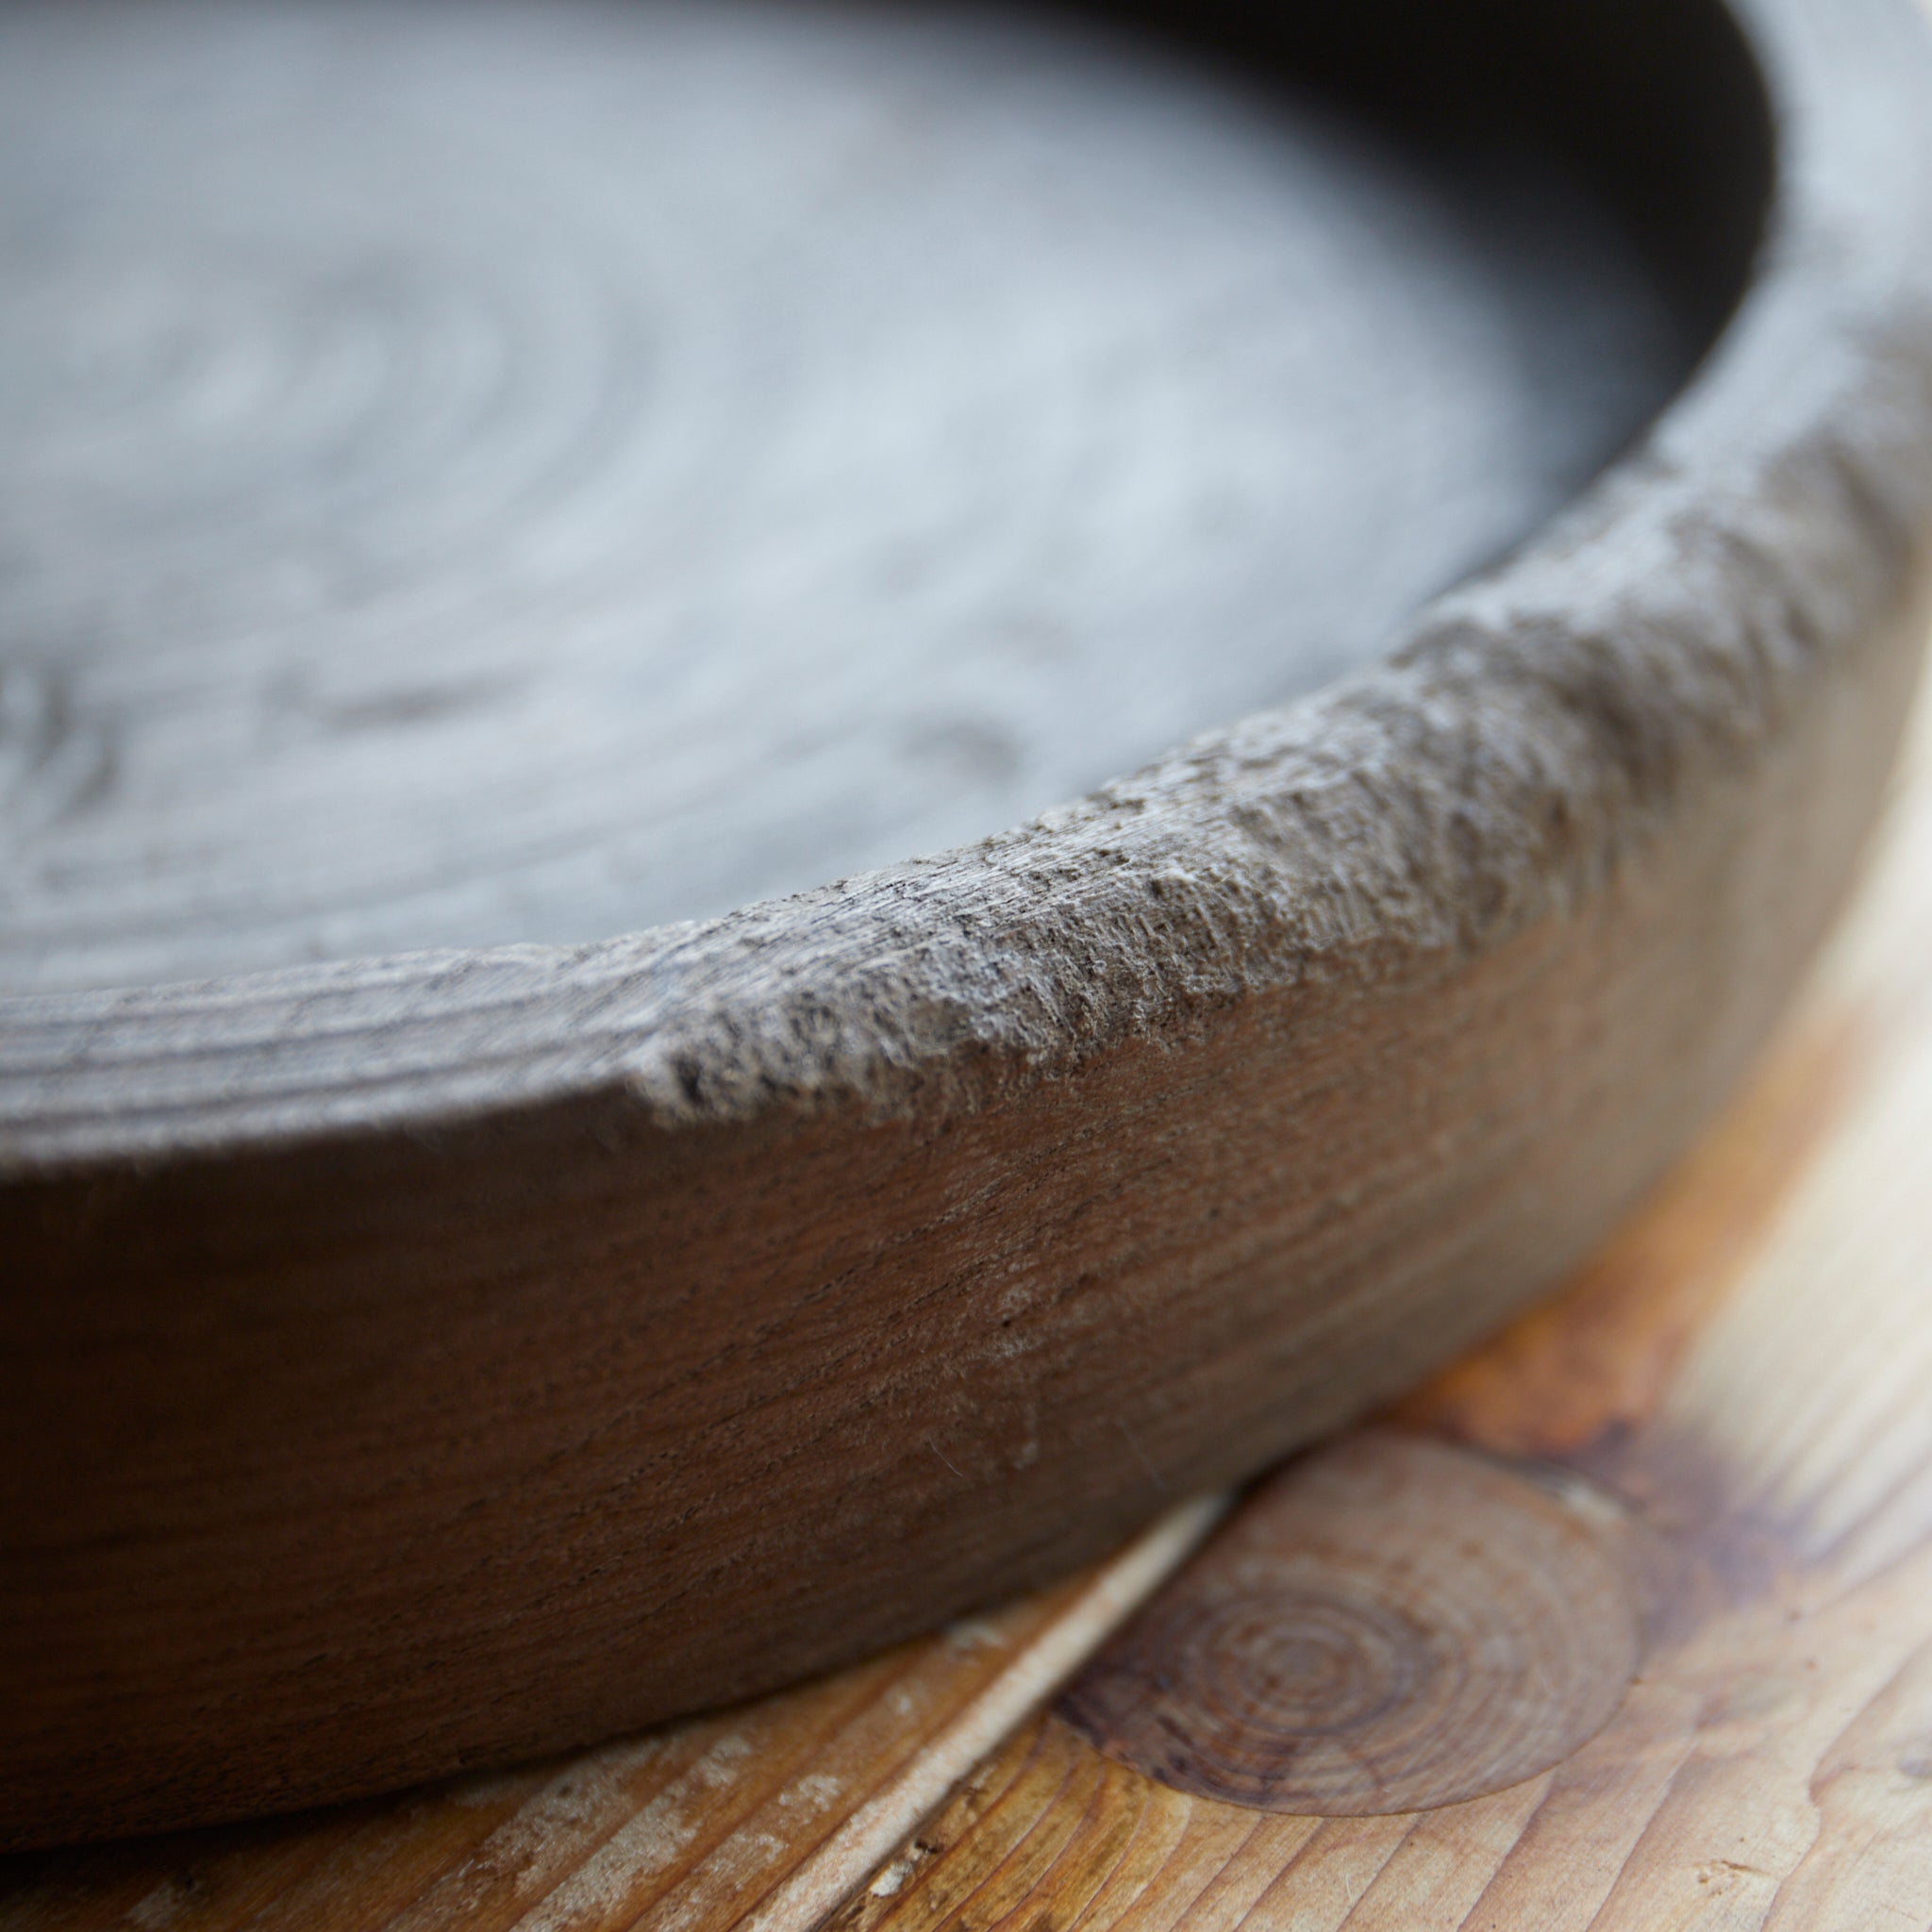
top-left (6, 554), bottom-right (1922, 1847)
top-left (8, 630), bottom-right (1932, 1931)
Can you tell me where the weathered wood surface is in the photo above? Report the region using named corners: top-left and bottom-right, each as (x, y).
top-left (7, 0), bottom-right (1932, 1859)
top-left (824, 680), bottom-right (1932, 1932)
top-left (0, 0), bottom-right (1693, 994)
top-left (9, 623), bottom-right (1932, 1932)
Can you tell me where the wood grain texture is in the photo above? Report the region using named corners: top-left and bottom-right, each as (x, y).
top-left (13, 613), bottom-right (1932, 1932)
top-left (816, 666), bottom-right (1932, 1932)
top-left (0, 1503), bottom-right (1224, 1932)
top-left (7, 0), bottom-right (1932, 1853)
top-left (1059, 1434), bottom-right (1643, 1816)
top-left (0, 0), bottom-right (1693, 992)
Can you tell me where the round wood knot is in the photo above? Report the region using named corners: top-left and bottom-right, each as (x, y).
top-left (1058, 1430), bottom-right (1641, 1814)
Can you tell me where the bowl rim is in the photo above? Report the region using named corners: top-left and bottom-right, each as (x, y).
top-left (4, 0), bottom-right (1932, 1176)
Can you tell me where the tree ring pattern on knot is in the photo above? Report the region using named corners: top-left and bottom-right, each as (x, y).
top-left (1058, 1430), bottom-right (1643, 1815)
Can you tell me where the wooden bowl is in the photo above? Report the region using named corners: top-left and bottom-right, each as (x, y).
top-left (4, 0), bottom-right (1932, 1852)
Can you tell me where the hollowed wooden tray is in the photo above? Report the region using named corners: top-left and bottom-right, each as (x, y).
top-left (4, 0), bottom-right (1932, 1855)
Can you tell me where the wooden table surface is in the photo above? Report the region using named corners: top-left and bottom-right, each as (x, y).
top-left (9, 661), bottom-right (1932, 1930)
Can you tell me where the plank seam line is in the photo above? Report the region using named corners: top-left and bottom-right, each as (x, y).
top-left (738, 1492), bottom-right (1228, 1932)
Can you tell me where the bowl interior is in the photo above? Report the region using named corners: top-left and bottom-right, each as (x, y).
top-left (0, 0), bottom-right (1772, 995)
